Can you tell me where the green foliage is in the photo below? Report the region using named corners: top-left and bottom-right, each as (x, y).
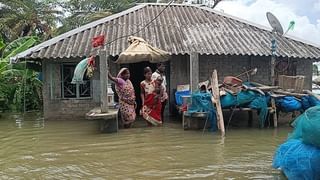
top-left (0, 36), bottom-right (42, 112)
top-left (0, 62), bottom-right (43, 112)
top-left (13, 70), bottom-right (43, 111)
top-left (0, 37), bottom-right (5, 51)
top-left (2, 36), bottom-right (39, 62)
top-left (0, 0), bottom-right (63, 41)
top-left (56, 0), bottom-right (152, 34)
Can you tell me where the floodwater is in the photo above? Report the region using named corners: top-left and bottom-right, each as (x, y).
top-left (0, 113), bottom-right (288, 179)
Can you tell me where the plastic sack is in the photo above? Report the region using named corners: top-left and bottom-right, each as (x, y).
top-left (220, 92), bottom-right (237, 108)
top-left (277, 96), bottom-right (302, 112)
top-left (175, 90), bottom-right (191, 106)
top-left (289, 105), bottom-right (320, 148)
top-left (301, 95), bottom-right (320, 110)
top-left (272, 139), bottom-right (320, 180)
top-left (237, 90), bottom-right (257, 106)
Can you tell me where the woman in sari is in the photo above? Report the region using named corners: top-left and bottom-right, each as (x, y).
top-left (140, 67), bottom-right (162, 126)
top-left (108, 68), bottom-right (136, 128)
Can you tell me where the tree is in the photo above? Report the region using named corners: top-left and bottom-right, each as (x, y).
top-left (0, 0), bottom-right (63, 41)
top-left (0, 36), bottom-right (42, 111)
top-left (56, 0), bottom-right (159, 34)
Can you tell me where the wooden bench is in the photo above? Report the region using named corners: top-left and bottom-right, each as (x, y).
top-left (86, 107), bottom-right (119, 133)
top-left (178, 103), bottom-right (277, 130)
top-left (222, 107), bottom-right (276, 127)
top-left (181, 107), bottom-right (276, 130)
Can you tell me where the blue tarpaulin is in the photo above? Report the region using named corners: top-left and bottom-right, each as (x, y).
top-left (187, 91), bottom-right (217, 131)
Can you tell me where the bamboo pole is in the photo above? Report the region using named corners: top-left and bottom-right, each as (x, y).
top-left (211, 70), bottom-right (225, 137)
top-left (274, 90), bottom-right (307, 98)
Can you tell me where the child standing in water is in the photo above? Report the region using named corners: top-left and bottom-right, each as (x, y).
top-left (154, 76), bottom-right (164, 109)
top-left (140, 67), bottom-right (162, 126)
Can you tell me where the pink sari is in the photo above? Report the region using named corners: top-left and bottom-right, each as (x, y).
top-left (115, 68), bottom-right (136, 126)
top-left (140, 80), bottom-right (162, 126)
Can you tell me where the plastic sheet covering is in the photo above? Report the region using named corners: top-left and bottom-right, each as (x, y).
top-left (187, 91), bottom-right (217, 131)
top-left (237, 90), bottom-right (257, 106)
top-left (220, 90), bottom-right (269, 127)
top-left (248, 95), bottom-right (268, 128)
top-left (220, 92), bottom-right (237, 108)
top-left (71, 58), bottom-right (88, 84)
top-left (289, 105), bottom-right (320, 148)
top-left (272, 139), bottom-right (320, 180)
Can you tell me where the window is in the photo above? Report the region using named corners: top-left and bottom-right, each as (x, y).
top-left (61, 64), bottom-right (91, 98)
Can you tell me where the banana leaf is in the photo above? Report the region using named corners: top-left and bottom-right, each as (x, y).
top-left (2, 36), bottom-right (39, 62)
top-left (0, 37), bottom-right (5, 51)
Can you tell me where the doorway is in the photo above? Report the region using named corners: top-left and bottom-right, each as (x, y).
top-left (128, 62), bottom-right (157, 114)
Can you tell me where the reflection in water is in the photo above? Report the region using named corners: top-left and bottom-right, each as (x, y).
top-left (13, 113), bottom-right (44, 129)
top-left (0, 113), bottom-right (288, 179)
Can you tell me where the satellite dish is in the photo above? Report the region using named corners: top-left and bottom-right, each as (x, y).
top-left (266, 12), bottom-right (284, 36)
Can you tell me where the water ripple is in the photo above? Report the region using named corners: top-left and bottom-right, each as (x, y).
top-left (0, 113), bottom-right (288, 179)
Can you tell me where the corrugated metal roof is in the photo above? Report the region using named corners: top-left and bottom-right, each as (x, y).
top-left (12, 3), bottom-right (320, 61)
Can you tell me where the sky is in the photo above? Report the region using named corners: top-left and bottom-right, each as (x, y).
top-left (215, 0), bottom-right (320, 46)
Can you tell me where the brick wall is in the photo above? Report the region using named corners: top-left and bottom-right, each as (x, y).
top-left (199, 55), bottom-right (272, 85)
top-left (42, 55), bottom-right (313, 119)
top-left (168, 54), bottom-right (313, 115)
top-left (296, 58), bottom-right (313, 90)
top-left (169, 54), bottom-right (190, 113)
top-left (42, 58), bottom-right (101, 120)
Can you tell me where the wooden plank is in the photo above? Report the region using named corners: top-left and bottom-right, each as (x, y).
top-left (257, 86), bottom-right (279, 90)
top-left (211, 70), bottom-right (225, 137)
top-left (86, 107), bottom-right (118, 120)
top-left (222, 107), bottom-right (273, 111)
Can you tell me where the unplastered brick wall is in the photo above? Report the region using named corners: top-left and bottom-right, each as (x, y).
top-left (199, 55), bottom-right (272, 85)
top-left (169, 54), bottom-right (189, 114)
top-left (296, 58), bottom-right (313, 90)
top-left (250, 56), bottom-right (271, 85)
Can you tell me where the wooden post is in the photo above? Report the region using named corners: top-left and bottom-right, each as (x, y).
top-left (271, 55), bottom-right (276, 86)
top-left (190, 52), bottom-right (199, 92)
top-left (271, 97), bottom-right (277, 127)
top-left (99, 50), bottom-right (108, 113)
top-left (211, 70), bottom-right (225, 137)
top-left (49, 63), bottom-right (53, 100)
top-left (271, 32), bottom-right (276, 86)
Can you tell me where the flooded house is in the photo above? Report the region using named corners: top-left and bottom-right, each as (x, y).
top-left (12, 3), bottom-right (320, 119)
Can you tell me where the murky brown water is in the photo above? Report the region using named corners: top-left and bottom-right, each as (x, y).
top-left (0, 113), bottom-right (288, 179)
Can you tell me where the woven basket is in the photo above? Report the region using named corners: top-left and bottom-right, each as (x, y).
top-left (278, 75), bottom-right (305, 92)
